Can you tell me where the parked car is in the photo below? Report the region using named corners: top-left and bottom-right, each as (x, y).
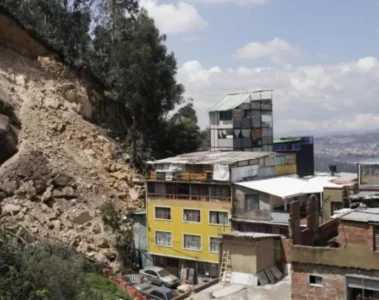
top-left (144, 286), bottom-right (181, 300)
top-left (139, 266), bottom-right (179, 288)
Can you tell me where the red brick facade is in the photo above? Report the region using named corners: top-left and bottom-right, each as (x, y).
top-left (292, 263), bottom-right (346, 300)
top-left (337, 221), bottom-right (374, 248)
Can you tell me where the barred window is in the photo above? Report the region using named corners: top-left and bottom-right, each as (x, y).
top-left (155, 207), bottom-right (171, 220)
top-left (183, 209), bottom-right (200, 222)
top-left (155, 231), bottom-right (172, 247)
top-left (183, 234), bottom-right (201, 250)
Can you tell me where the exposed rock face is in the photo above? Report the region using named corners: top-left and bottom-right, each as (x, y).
top-left (0, 11), bottom-right (146, 272)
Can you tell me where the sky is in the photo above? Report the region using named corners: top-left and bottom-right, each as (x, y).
top-left (139, 0), bottom-right (379, 137)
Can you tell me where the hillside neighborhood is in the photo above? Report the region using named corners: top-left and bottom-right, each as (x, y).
top-left (0, 1), bottom-right (378, 300)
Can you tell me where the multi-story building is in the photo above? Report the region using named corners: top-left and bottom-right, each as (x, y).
top-left (274, 136), bottom-right (314, 177)
top-left (209, 90), bottom-right (273, 152)
top-left (145, 151), bottom-right (276, 281)
top-left (359, 161), bottom-right (379, 190)
top-left (291, 198), bottom-right (379, 300)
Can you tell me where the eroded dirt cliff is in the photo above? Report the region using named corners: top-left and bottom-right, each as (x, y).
top-left (0, 16), bottom-right (143, 272)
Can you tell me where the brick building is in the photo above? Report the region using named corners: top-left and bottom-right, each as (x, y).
top-left (290, 202), bottom-right (379, 300)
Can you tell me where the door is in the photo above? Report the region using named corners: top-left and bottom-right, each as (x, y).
top-left (145, 270), bottom-right (160, 285)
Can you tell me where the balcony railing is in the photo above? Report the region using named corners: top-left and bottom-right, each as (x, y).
top-left (232, 208), bottom-right (289, 223)
top-left (148, 193), bottom-right (231, 202)
top-left (148, 171), bottom-right (214, 182)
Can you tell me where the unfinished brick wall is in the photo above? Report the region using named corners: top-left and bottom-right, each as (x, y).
top-left (292, 262), bottom-right (379, 300)
top-left (292, 263), bottom-right (345, 300)
top-left (337, 220), bottom-right (373, 248)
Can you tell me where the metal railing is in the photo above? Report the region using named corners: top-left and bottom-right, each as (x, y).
top-left (148, 171), bottom-right (213, 182)
top-left (232, 208), bottom-right (272, 221)
top-left (148, 193), bottom-right (231, 202)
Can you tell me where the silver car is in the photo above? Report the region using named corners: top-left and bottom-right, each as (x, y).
top-left (139, 266), bottom-right (179, 288)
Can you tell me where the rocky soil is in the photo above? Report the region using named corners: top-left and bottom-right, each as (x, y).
top-left (0, 46), bottom-right (144, 272)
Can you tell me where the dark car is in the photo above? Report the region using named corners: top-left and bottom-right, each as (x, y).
top-left (144, 286), bottom-right (181, 300)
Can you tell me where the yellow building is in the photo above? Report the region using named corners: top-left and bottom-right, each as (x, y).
top-left (146, 151), bottom-right (277, 280)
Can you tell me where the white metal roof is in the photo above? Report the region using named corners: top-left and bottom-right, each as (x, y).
top-left (332, 208), bottom-right (379, 223)
top-left (236, 177), bottom-right (311, 199)
top-left (223, 231), bottom-right (282, 238)
top-left (235, 175), bottom-right (346, 199)
top-left (209, 93), bottom-right (251, 112)
top-left (147, 151), bottom-right (274, 166)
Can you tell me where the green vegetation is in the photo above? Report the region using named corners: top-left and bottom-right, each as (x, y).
top-left (0, 235), bottom-right (131, 300)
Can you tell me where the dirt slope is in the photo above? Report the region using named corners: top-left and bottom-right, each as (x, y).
top-left (0, 46), bottom-right (144, 273)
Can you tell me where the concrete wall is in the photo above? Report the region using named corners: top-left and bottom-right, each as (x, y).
top-left (223, 238), bottom-right (257, 274)
top-left (323, 187), bottom-right (344, 221)
top-left (256, 238), bottom-right (275, 273)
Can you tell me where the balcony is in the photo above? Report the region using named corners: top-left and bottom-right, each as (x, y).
top-left (232, 208), bottom-right (289, 223)
top-left (148, 193), bottom-right (231, 202)
top-left (148, 171), bottom-right (213, 182)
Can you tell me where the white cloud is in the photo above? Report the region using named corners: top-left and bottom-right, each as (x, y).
top-left (177, 56), bottom-right (379, 136)
top-left (187, 0), bottom-right (268, 6)
top-left (139, 0), bottom-right (208, 35)
top-left (234, 38), bottom-right (298, 62)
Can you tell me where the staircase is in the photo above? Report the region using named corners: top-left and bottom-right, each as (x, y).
top-left (219, 250), bottom-right (232, 283)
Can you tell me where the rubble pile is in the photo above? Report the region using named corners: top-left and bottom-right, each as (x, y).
top-left (0, 47), bottom-right (144, 272)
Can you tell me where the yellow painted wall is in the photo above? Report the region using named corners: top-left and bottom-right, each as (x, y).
top-left (147, 198), bottom-right (231, 263)
top-left (275, 164), bottom-right (297, 176)
top-left (323, 187), bottom-right (343, 221)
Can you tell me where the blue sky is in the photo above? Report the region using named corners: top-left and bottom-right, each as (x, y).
top-left (140, 0), bottom-right (379, 136)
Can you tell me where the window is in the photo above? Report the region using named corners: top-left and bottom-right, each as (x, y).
top-left (155, 207), bottom-right (171, 220)
top-left (220, 110), bottom-right (232, 121)
top-left (183, 234), bottom-right (201, 250)
top-left (153, 256), bottom-right (167, 266)
top-left (245, 194), bottom-right (260, 211)
top-left (209, 211), bottom-right (229, 225)
top-left (183, 209), bottom-right (201, 223)
top-left (331, 202), bottom-right (343, 216)
top-left (218, 129), bottom-right (233, 139)
top-left (210, 237), bottom-right (221, 253)
top-left (374, 226), bottom-right (379, 251)
top-left (243, 109), bottom-right (251, 118)
top-left (290, 143), bottom-right (301, 151)
top-left (151, 291), bottom-right (164, 298)
top-left (155, 231), bottom-right (172, 247)
top-left (309, 275), bottom-right (323, 286)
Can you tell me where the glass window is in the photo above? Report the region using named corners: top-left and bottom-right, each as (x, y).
top-left (210, 237), bottom-right (221, 253)
top-left (183, 234), bottom-right (201, 250)
top-left (290, 144), bottom-right (301, 151)
top-left (155, 207), bottom-right (171, 220)
top-left (245, 194), bottom-right (260, 211)
top-left (262, 113), bottom-right (273, 128)
top-left (183, 209), bottom-right (201, 222)
top-left (220, 110), bottom-right (232, 121)
top-left (209, 211), bottom-right (229, 225)
top-left (218, 129), bottom-right (233, 139)
top-left (309, 275), bottom-right (323, 286)
top-left (155, 231), bottom-right (172, 247)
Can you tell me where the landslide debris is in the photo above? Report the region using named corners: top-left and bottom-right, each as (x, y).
top-left (0, 46), bottom-right (144, 273)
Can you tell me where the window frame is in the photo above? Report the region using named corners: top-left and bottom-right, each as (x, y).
top-left (154, 206), bottom-right (172, 221)
top-left (183, 209), bottom-right (201, 223)
top-left (209, 237), bottom-right (221, 253)
top-left (155, 231), bottom-right (172, 248)
top-left (374, 225), bottom-right (379, 252)
top-left (183, 234), bottom-right (202, 251)
top-left (245, 194), bottom-right (260, 211)
top-left (308, 274), bottom-right (323, 287)
top-left (209, 211), bottom-right (229, 226)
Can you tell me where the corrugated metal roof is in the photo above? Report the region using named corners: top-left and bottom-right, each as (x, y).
top-left (222, 231), bottom-right (281, 238)
top-left (209, 93), bottom-right (251, 112)
top-left (332, 208), bottom-right (379, 223)
top-left (147, 151), bottom-right (274, 166)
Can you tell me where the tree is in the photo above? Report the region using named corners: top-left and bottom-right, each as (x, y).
top-left (112, 9), bottom-right (184, 167)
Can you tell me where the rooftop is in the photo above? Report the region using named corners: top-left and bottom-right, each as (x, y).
top-left (235, 174), bottom-right (356, 200)
top-left (147, 151), bottom-right (274, 166)
top-left (332, 208), bottom-right (379, 223)
top-left (209, 90), bottom-right (272, 112)
top-left (223, 231), bottom-right (282, 239)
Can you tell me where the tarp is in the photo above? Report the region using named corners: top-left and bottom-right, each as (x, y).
top-left (213, 164), bottom-right (230, 181)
